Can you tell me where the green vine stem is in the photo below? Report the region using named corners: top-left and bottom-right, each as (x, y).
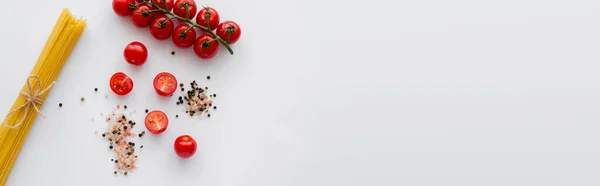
top-left (141, 1), bottom-right (234, 55)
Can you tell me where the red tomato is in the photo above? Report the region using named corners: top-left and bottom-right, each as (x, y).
top-left (174, 135), bottom-right (197, 158)
top-left (131, 4), bottom-right (156, 28)
top-left (150, 16), bottom-right (175, 40)
top-left (172, 24), bottom-right (196, 48)
top-left (193, 34), bottom-right (218, 59)
top-left (216, 21), bottom-right (241, 44)
top-left (109, 72), bottom-right (134, 96)
top-left (173, 0), bottom-right (197, 19)
top-left (135, 0), bottom-right (143, 2)
top-left (153, 72), bottom-right (178, 96)
top-left (145, 110), bottom-right (169, 134)
top-left (124, 41), bottom-right (148, 65)
top-left (152, 0), bottom-right (174, 11)
top-left (112, 0), bottom-right (135, 16)
top-left (195, 7), bottom-right (219, 31)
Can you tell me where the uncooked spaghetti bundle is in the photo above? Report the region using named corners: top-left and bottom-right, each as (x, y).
top-left (0, 8), bottom-right (86, 185)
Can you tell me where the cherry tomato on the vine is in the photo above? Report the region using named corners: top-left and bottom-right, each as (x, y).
top-left (109, 72), bottom-right (134, 96)
top-left (124, 41), bottom-right (148, 65)
top-left (145, 110), bottom-right (169, 134)
top-left (131, 4), bottom-right (156, 28)
top-left (152, 0), bottom-right (174, 12)
top-left (174, 135), bottom-right (197, 158)
top-left (112, 0), bottom-right (136, 16)
top-left (153, 72), bottom-right (178, 96)
top-left (193, 34), bottom-right (218, 59)
top-left (216, 21), bottom-right (241, 44)
top-left (172, 24), bottom-right (196, 48)
top-left (173, 0), bottom-right (197, 19)
top-left (150, 16), bottom-right (175, 40)
top-left (196, 7), bottom-right (219, 31)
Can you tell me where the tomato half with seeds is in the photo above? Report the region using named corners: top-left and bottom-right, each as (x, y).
top-left (174, 135), bottom-right (197, 158)
top-left (195, 7), bottom-right (219, 31)
top-left (173, 0), bottom-right (197, 19)
top-left (145, 110), bottom-right (169, 134)
top-left (131, 4), bottom-right (156, 28)
top-left (153, 72), bottom-right (178, 96)
top-left (109, 72), bottom-right (134, 96)
top-left (193, 34), bottom-right (218, 59)
top-left (150, 16), bottom-right (175, 40)
top-left (216, 21), bottom-right (241, 44)
top-left (172, 23), bottom-right (196, 48)
top-left (112, 0), bottom-right (136, 16)
top-left (124, 41), bottom-right (148, 65)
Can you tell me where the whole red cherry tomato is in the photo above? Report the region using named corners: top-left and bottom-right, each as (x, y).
top-left (172, 24), bottom-right (196, 48)
top-left (150, 16), bottom-right (175, 40)
top-left (173, 0), bottom-right (197, 19)
top-left (152, 0), bottom-right (174, 11)
top-left (174, 135), bottom-right (197, 158)
top-left (195, 7), bottom-right (219, 31)
top-left (112, 0), bottom-right (136, 16)
top-left (124, 41), bottom-right (148, 66)
top-left (216, 21), bottom-right (241, 44)
top-left (131, 4), bottom-right (156, 28)
top-left (193, 34), bottom-right (218, 59)
top-left (109, 72), bottom-right (134, 96)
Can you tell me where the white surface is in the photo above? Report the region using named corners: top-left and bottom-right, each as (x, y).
top-left (1, 0), bottom-right (600, 185)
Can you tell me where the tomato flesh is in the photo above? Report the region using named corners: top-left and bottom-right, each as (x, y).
top-left (153, 72), bottom-right (178, 96)
top-left (110, 72), bottom-right (134, 96)
top-left (174, 135), bottom-right (197, 158)
top-left (145, 110), bottom-right (169, 134)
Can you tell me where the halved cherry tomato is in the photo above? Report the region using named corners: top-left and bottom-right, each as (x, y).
top-left (195, 7), bottom-right (219, 31)
top-left (173, 0), bottom-right (197, 19)
top-left (152, 0), bottom-right (174, 12)
top-left (145, 110), bottom-right (169, 134)
top-left (174, 135), bottom-right (197, 158)
top-left (131, 4), bottom-right (156, 28)
top-left (109, 72), bottom-right (134, 96)
top-left (193, 34), bottom-right (218, 59)
top-left (153, 72), bottom-right (177, 96)
top-left (124, 41), bottom-right (148, 65)
top-left (216, 21), bottom-right (241, 44)
top-left (112, 0), bottom-right (136, 16)
top-left (172, 23), bottom-right (196, 48)
top-left (150, 16), bottom-right (175, 40)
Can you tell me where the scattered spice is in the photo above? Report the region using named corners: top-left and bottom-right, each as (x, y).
top-left (103, 109), bottom-right (140, 175)
top-left (177, 80), bottom-right (217, 117)
top-left (80, 97), bottom-right (85, 102)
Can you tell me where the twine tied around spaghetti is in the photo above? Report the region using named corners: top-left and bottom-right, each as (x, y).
top-left (2, 76), bottom-right (55, 129)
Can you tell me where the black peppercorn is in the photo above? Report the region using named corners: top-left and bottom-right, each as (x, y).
top-left (208, 114), bottom-right (211, 117)
top-left (122, 115), bottom-right (126, 120)
top-left (171, 51), bottom-right (175, 55)
top-left (207, 76), bottom-right (211, 80)
top-left (111, 159), bottom-right (113, 161)
top-left (115, 160), bottom-right (118, 163)
top-left (145, 109), bottom-right (149, 113)
top-left (213, 106), bottom-right (217, 109)
top-left (176, 115), bottom-right (179, 118)
top-left (180, 83), bottom-right (184, 87)
top-left (94, 88), bottom-right (98, 92)
top-left (102, 133), bottom-right (106, 137)
top-left (59, 103), bottom-right (62, 107)
top-left (109, 145), bottom-right (113, 149)
top-left (114, 171), bottom-right (117, 174)
top-left (124, 105), bottom-right (127, 109)
top-left (181, 88), bottom-right (184, 91)
top-left (124, 172), bottom-right (128, 176)
top-left (140, 145), bottom-right (144, 148)
top-left (123, 126), bottom-right (128, 130)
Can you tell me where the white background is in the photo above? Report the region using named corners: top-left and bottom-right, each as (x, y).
top-left (1, 0), bottom-right (600, 185)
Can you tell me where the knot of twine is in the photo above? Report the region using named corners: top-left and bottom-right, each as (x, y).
top-left (2, 76), bottom-right (55, 129)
